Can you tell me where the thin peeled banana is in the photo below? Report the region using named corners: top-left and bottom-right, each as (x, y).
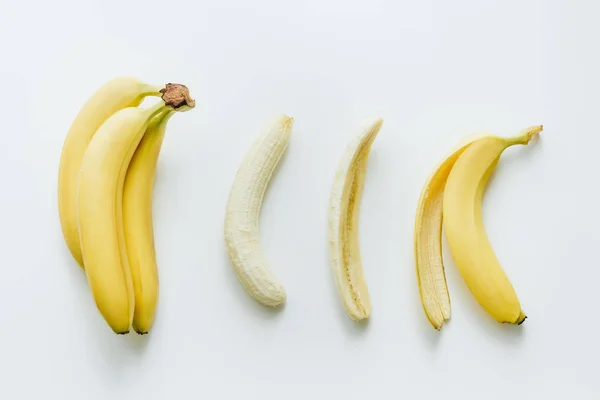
top-left (443, 126), bottom-right (542, 324)
top-left (329, 118), bottom-right (383, 320)
top-left (58, 77), bottom-right (162, 268)
top-left (224, 115), bottom-right (293, 307)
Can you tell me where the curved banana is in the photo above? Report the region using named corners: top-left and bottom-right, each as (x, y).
top-left (77, 84), bottom-right (194, 333)
top-left (329, 118), bottom-right (383, 321)
top-left (123, 111), bottom-right (175, 334)
top-left (443, 126), bottom-right (542, 324)
top-left (414, 133), bottom-right (491, 330)
top-left (58, 77), bottom-right (162, 268)
top-left (224, 115), bottom-right (293, 307)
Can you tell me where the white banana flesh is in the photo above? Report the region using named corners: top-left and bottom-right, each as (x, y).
top-left (58, 77), bottom-right (161, 268)
top-left (224, 115), bottom-right (293, 307)
top-left (329, 118), bottom-right (383, 320)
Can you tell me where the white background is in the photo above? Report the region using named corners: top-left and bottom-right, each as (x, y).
top-left (0, 0), bottom-right (596, 398)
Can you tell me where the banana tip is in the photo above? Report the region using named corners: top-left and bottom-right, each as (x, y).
top-left (527, 125), bottom-right (543, 141)
top-left (367, 117), bottom-right (384, 130)
top-left (275, 115), bottom-right (294, 131)
top-left (428, 315), bottom-right (448, 331)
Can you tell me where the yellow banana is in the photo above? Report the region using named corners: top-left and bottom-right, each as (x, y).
top-left (442, 126), bottom-right (542, 324)
top-left (123, 110), bottom-right (175, 334)
top-left (328, 118), bottom-right (383, 320)
top-left (58, 77), bottom-right (162, 268)
top-left (77, 84), bottom-right (194, 333)
top-left (414, 133), bottom-right (491, 330)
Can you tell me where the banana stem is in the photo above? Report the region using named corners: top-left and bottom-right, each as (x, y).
top-left (149, 108), bottom-right (176, 128)
top-left (506, 125), bottom-right (543, 146)
top-left (145, 102), bottom-right (171, 121)
top-left (160, 83), bottom-right (195, 111)
top-left (131, 84), bottom-right (164, 105)
top-left (143, 83), bottom-right (195, 120)
top-left (141, 84), bottom-right (164, 97)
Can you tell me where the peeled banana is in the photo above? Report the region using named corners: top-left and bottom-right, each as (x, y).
top-left (77, 84), bottom-right (194, 333)
top-left (415, 126), bottom-right (542, 328)
top-left (224, 115), bottom-right (293, 307)
top-left (123, 110), bottom-right (175, 334)
top-left (329, 118), bottom-right (383, 320)
top-left (58, 77), bottom-right (162, 268)
top-left (443, 126), bottom-right (542, 324)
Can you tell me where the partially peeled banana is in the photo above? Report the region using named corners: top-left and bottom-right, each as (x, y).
top-left (415, 126), bottom-right (542, 329)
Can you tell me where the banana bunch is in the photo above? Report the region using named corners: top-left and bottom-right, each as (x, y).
top-left (58, 78), bottom-right (195, 334)
top-left (414, 125), bottom-right (542, 329)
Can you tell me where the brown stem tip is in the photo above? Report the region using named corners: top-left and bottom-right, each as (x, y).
top-left (160, 83), bottom-right (196, 111)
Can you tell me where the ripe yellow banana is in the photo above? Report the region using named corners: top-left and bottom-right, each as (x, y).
top-left (329, 118), bottom-right (383, 320)
top-left (123, 110), bottom-right (175, 334)
top-left (77, 84), bottom-right (194, 333)
top-left (414, 133), bottom-right (490, 330)
top-left (224, 115), bottom-right (293, 307)
top-left (443, 126), bottom-right (542, 324)
top-left (58, 77), bottom-right (162, 268)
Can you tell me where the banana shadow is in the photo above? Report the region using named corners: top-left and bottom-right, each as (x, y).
top-left (66, 246), bottom-right (150, 378)
top-left (79, 311), bottom-right (150, 385)
top-left (421, 322), bottom-right (444, 349)
top-left (415, 300), bottom-right (445, 349)
top-left (123, 328), bottom-right (151, 353)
